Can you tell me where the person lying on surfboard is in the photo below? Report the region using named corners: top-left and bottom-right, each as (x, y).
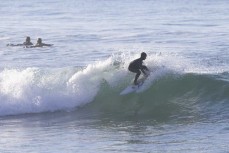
top-left (128, 52), bottom-right (149, 85)
top-left (7, 36), bottom-right (33, 47)
top-left (34, 38), bottom-right (53, 47)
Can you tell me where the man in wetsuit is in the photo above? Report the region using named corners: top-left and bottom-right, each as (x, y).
top-left (128, 52), bottom-right (149, 85)
top-left (34, 38), bottom-right (53, 47)
top-left (7, 36), bottom-right (33, 47)
top-left (23, 36), bottom-right (33, 46)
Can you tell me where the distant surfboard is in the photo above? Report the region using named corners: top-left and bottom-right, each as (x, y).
top-left (120, 73), bottom-right (149, 95)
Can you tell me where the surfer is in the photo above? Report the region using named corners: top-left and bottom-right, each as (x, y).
top-left (23, 36), bottom-right (33, 46)
top-left (7, 36), bottom-right (33, 47)
top-left (128, 52), bottom-right (149, 85)
top-left (33, 38), bottom-right (53, 47)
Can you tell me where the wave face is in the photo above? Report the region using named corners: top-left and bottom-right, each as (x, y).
top-left (0, 54), bottom-right (228, 119)
top-left (91, 73), bottom-right (229, 121)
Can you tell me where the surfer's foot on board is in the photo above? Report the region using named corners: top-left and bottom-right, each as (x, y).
top-left (133, 82), bottom-right (138, 87)
top-left (134, 80), bottom-right (138, 85)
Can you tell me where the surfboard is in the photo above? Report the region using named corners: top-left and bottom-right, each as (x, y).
top-left (120, 75), bottom-right (148, 95)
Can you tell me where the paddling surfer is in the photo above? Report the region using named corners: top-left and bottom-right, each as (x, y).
top-left (33, 38), bottom-right (53, 47)
top-left (7, 36), bottom-right (33, 47)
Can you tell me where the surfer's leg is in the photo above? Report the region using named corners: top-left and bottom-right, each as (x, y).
top-left (134, 70), bottom-right (141, 85)
top-left (129, 68), bottom-right (141, 85)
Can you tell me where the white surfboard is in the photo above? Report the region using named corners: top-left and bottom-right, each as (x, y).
top-left (120, 76), bottom-right (147, 95)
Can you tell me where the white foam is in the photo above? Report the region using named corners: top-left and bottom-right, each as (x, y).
top-left (0, 56), bottom-right (129, 116)
top-left (67, 58), bottom-right (114, 104)
top-left (0, 66), bottom-right (105, 116)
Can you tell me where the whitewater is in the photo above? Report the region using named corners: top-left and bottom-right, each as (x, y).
top-left (0, 0), bottom-right (229, 152)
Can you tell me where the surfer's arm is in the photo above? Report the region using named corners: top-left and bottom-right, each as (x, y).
top-left (140, 65), bottom-right (149, 76)
top-left (7, 44), bottom-right (23, 46)
top-left (142, 65), bottom-right (149, 71)
top-left (43, 43), bottom-right (53, 46)
top-left (140, 65), bottom-right (149, 71)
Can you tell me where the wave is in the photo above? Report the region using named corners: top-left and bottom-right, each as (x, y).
top-left (0, 54), bottom-right (228, 118)
top-left (90, 73), bottom-right (229, 121)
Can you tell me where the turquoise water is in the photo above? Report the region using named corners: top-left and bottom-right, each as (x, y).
top-left (0, 0), bottom-right (229, 152)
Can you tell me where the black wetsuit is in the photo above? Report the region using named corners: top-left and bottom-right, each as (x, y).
top-left (128, 58), bottom-right (148, 85)
top-left (7, 42), bottom-right (33, 47)
top-left (23, 42), bottom-right (33, 46)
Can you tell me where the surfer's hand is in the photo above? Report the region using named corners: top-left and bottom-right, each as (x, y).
top-left (144, 72), bottom-right (150, 77)
top-left (146, 74), bottom-right (149, 77)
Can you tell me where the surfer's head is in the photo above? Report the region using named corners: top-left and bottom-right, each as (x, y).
top-left (140, 52), bottom-right (147, 60)
top-left (37, 38), bottom-right (42, 44)
top-left (26, 36), bottom-right (31, 42)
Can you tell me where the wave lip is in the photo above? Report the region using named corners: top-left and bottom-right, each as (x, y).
top-left (0, 57), bottom-right (119, 116)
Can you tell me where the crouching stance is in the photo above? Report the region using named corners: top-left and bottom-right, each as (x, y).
top-left (128, 52), bottom-right (149, 85)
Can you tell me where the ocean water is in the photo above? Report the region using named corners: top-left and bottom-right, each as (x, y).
top-left (0, 0), bottom-right (229, 152)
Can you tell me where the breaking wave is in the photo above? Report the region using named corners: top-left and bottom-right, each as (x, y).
top-left (0, 53), bottom-right (228, 119)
